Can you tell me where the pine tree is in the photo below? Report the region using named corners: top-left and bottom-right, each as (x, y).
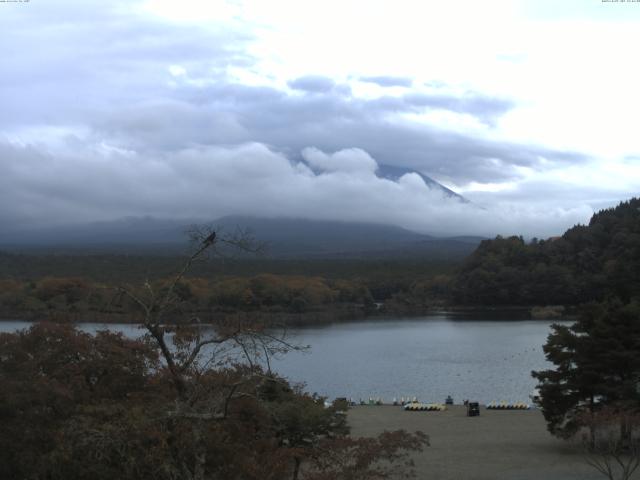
top-left (532, 299), bottom-right (640, 438)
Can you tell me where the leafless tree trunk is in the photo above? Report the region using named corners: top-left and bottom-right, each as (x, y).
top-left (114, 226), bottom-right (303, 478)
top-left (579, 408), bottom-right (640, 480)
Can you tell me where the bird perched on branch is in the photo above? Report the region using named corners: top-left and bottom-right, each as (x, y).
top-left (202, 231), bottom-right (216, 246)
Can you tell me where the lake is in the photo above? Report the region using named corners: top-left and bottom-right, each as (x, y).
top-left (0, 315), bottom-right (562, 404)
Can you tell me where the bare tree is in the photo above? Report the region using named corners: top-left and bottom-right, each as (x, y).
top-left (579, 407), bottom-right (640, 480)
top-left (113, 226), bottom-right (301, 480)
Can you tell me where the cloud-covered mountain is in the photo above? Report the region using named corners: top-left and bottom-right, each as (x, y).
top-left (0, 140), bottom-right (593, 238)
top-left (1, 0), bottom-right (635, 240)
top-left (376, 165), bottom-right (469, 203)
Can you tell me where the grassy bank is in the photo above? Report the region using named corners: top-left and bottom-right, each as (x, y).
top-left (347, 405), bottom-right (602, 480)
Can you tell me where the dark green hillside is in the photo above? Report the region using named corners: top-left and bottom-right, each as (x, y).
top-left (452, 198), bottom-right (640, 306)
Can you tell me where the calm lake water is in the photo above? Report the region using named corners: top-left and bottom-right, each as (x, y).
top-left (0, 315), bottom-right (562, 404)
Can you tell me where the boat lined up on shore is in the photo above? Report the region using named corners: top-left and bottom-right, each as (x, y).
top-left (486, 401), bottom-right (531, 410)
top-left (344, 395), bottom-right (534, 410)
top-left (403, 403), bottom-right (447, 411)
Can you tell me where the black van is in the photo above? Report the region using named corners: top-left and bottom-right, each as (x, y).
top-left (466, 402), bottom-right (480, 417)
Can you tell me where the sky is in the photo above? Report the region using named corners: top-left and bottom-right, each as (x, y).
top-left (1, 0), bottom-right (639, 237)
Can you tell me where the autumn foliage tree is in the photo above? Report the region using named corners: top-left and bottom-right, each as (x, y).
top-left (0, 228), bottom-right (428, 479)
top-left (0, 323), bottom-right (158, 479)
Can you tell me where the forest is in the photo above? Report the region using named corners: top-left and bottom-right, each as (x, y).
top-left (452, 198), bottom-right (640, 306)
top-left (0, 254), bottom-right (455, 322)
top-left (0, 198), bottom-right (639, 322)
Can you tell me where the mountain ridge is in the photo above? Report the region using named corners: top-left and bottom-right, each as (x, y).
top-left (0, 216), bottom-right (485, 259)
top-left (377, 164), bottom-right (469, 203)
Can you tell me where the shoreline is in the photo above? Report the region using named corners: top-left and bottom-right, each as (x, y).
top-left (0, 304), bottom-right (578, 324)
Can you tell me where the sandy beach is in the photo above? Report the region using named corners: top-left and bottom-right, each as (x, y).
top-left (348, 405), bottom-right (606, 480)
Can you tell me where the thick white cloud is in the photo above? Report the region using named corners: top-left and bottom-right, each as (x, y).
top-left (0, 140), bottom-right (596, 237)
top-left (301, 147), bottom-right (378, 174)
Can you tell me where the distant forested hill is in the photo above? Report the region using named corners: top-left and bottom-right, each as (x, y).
top-left (0, 216), bottom-right (482, 260)
top-left (452, 198), bottom-right (640, 306)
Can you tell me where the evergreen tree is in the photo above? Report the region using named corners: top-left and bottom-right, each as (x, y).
top-left (532, 299), bottom-right (640, 438)
top-left (453, 197), bottom-right (640, 306)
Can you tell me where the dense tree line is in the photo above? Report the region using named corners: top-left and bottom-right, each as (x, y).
top-left (0, 251), bottom-right (458, 319)
top-left (0, 252), bottom-right (455, 295)
top-left (452, 198), bottom-right (640, 306)
top-left (0, 274), bottom-right (376, 321)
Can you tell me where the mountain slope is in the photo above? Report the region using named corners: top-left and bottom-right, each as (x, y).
top-left (377, 164), bottom-right (469, 203)
top-left (0, 216), bottom-right (483, 259)
top-left (214, 216), bottom-right (427, 256)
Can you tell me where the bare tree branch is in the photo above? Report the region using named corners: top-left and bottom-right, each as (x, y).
top-left (579, 407), bottom-right (640, 480)
top-left (179, 328), bottom-right (242, 373)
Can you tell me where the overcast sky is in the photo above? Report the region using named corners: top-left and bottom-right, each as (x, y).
top-left (1, 0), bottom-right (639, 237)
